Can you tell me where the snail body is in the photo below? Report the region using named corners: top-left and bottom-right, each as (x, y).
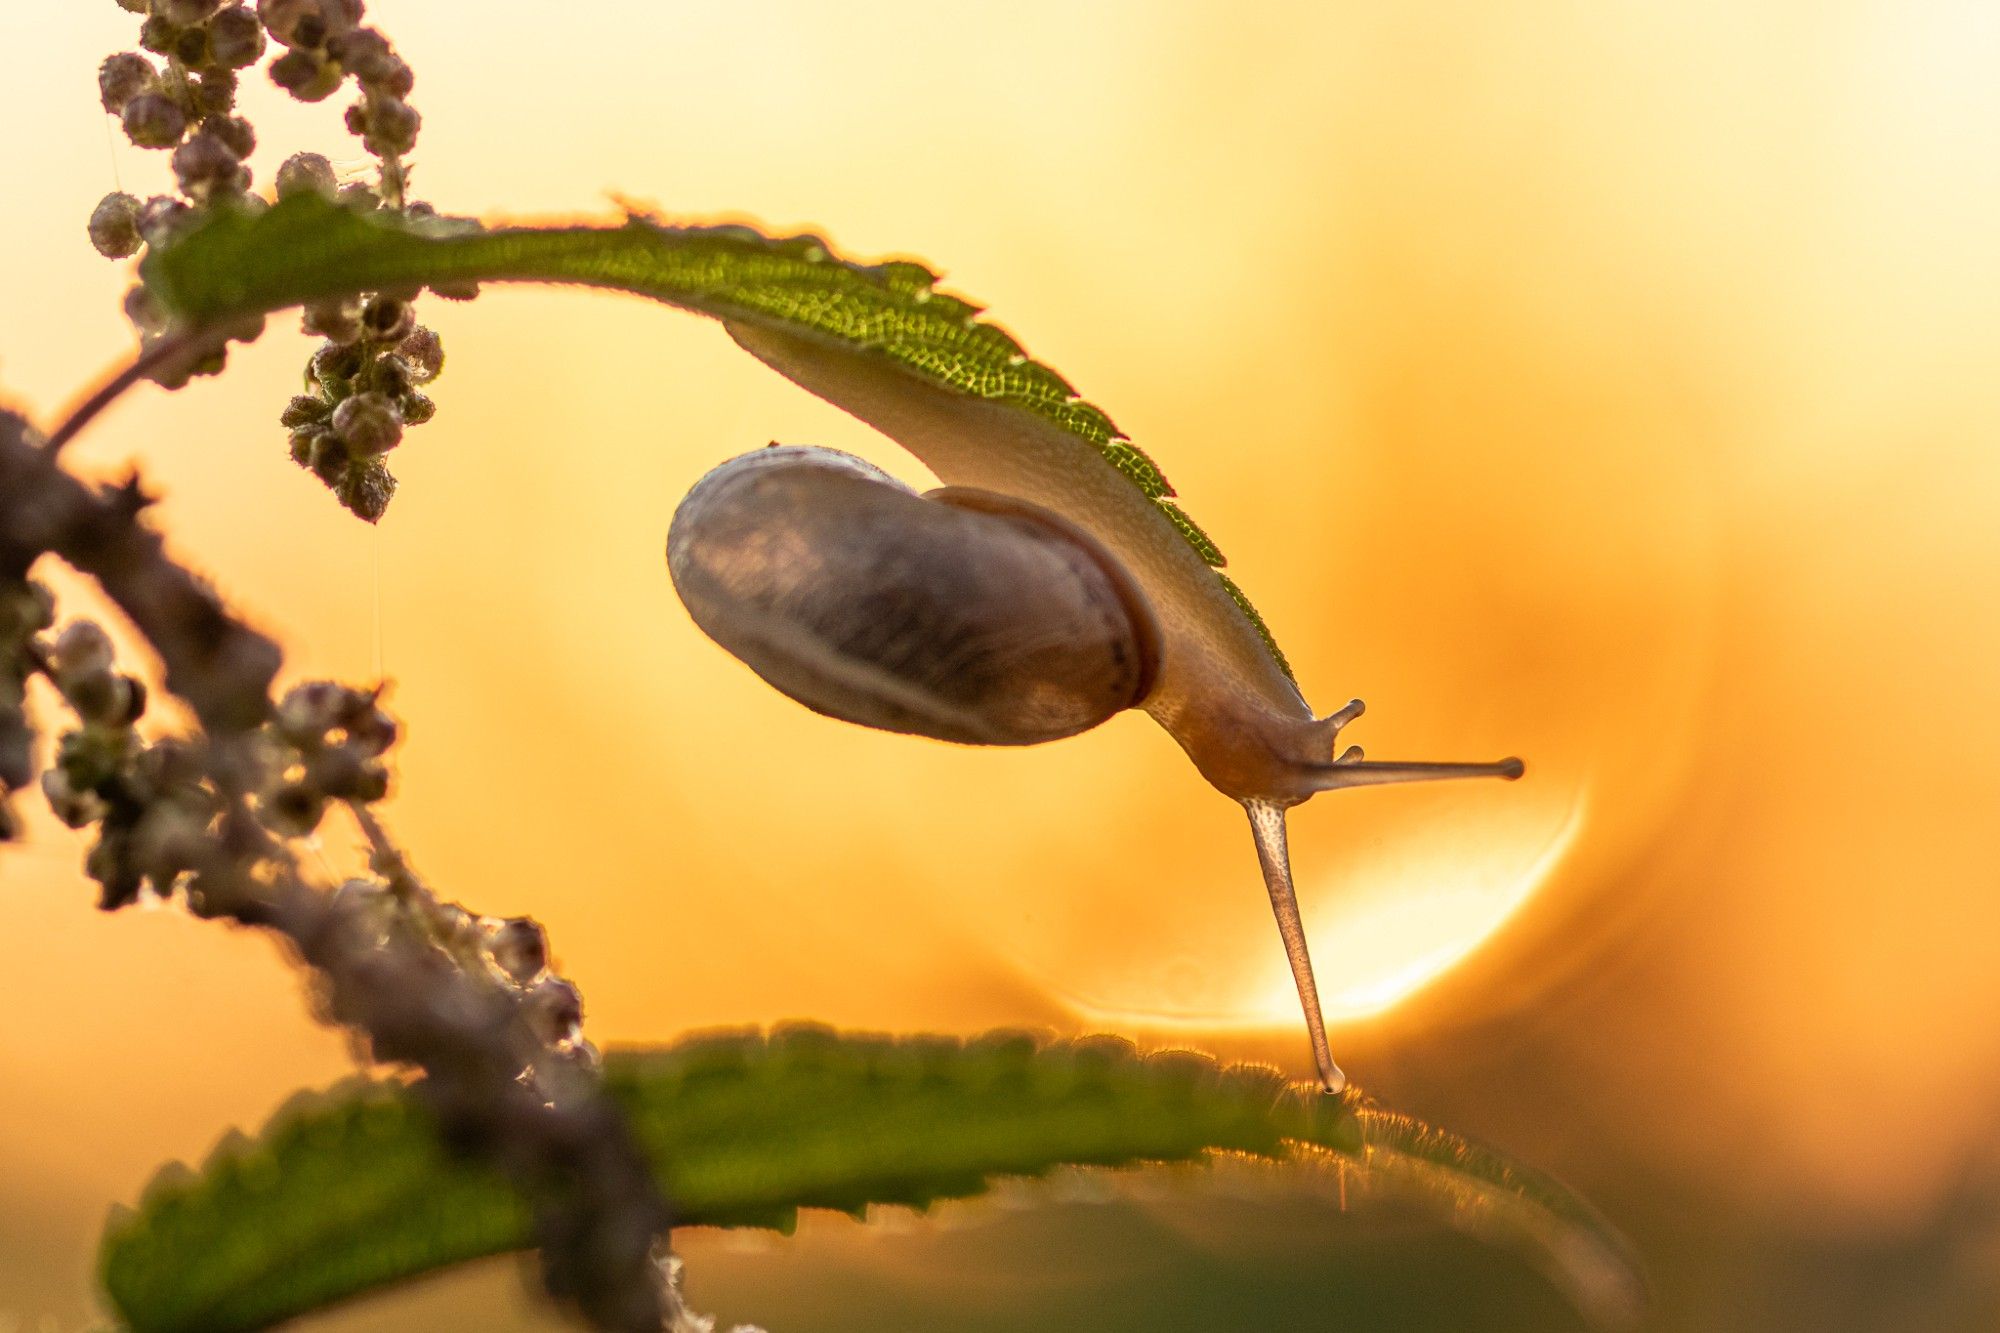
top-left (671, 321), bottom-right (1524, 1093)
top-left (724, 322), bottom-right (1316, 802)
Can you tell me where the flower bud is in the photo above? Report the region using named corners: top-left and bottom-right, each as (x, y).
top-left (326, 26), bottom-right (397, 84)
top-left (344, 703), bottom-right (396, 756)
top-left (360, 294), bottom-right (414, 342)
top-left (121, 92), bottom-right (187, 149)
top-left (98, 53), bottom-right (158, 114)
top-left (280, 394), bottom-right (331, 428)
top-left (309, 433), bottom-right (350, 483)
top-left (396, 326), bottom-right (444, 382)
top-left (173, 26), bottom-right (211, 68)
top-left (261, 781), bottom-right (326, 837)
top-left (276, 681), bottom-right (348, 742)
top-left (171, 133), bottom-right (248, 202)
top-left (52, 621), bottom-right (115, 679)
top-left (138, 16), bottom-right (176, 55)
top-left (57, 726), bottom-right (133, 791)
top-left (524, 977), bottom-right (584, 1047)
top-left (256, 0), bottom-right (313, 45)
top-left (398, 390), bottom-right (436, 426)
top-left (484, 917), bottom-right (549, 985)
top-left (288, 426), bottom-right (322, 466)
top-left (207, 5), bottom-right (266, 67)
top-left (335, 461), bottom-right (396, 522)
top-left (136, 196), bottom-right (194, 247)
top-left (369, 355), bottom-right (413, 398)
top-left (331, 392), bottom-right (402, 455)
top-left (370, 56), bottom-right (413, 100)
top-left (302, 296), bottom-right (363, 344)
top-left (43, 767), bottom-right (107, 829)
top-left (258, 0), bottom-right (363, 49)
top-left (274, 151), bottom-right (337, 200)
top-left (88, 193), bottom-right (145, 259)
top-left (192, 69), bottom-right (239, 117)
top-left (269, 48), bottom-right (342, 102)
top-left (62, 673), bottom-right (116, 723)
top-left (357, 95), bottom-right (420, 156)
top-left (310, 339), bottom-right (363, 393)
top-left (68, 673), bottom-right (143, 728)
top-left (203, 114), bottom-right (257, 159)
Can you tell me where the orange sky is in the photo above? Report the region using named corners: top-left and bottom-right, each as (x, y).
top-left (5, 2), bottom-right (2000, 1325)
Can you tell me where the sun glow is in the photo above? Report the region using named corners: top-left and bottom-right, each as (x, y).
top-left (1278, 799), bottom-right (1585, 1021)
top-left (1049, 798), bottom-right (1587, 1033)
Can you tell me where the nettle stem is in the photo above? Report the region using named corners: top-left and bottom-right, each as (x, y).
top-left (41, 329), bottom-right (210, 458)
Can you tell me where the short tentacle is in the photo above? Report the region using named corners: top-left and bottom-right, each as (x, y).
top-left (1244, 799), bottom-right (1344, 1093)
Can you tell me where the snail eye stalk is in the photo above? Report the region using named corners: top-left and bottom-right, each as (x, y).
top-left (1250, 747), bottom-right (1523, 1094)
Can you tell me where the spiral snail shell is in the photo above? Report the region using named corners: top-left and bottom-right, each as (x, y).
top-left (669, 445), bottom-right (1160, 746)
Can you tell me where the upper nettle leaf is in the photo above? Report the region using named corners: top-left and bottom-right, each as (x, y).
top-left (138, 195), bottom-right (1293, 677)
top-left (99, 1029), bottom-right (1640, 1333)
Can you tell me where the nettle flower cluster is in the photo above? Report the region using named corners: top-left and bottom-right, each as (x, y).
top-left (0, 580), bottom-right (57, 843)
top-left (36, 614), bottom-right (213, 909)
top-left (4, 584), bottom-right (590, 1071)
top-left (24, 613), bottom-right (386, 910)
top-left (89, 0), bottom-right (461, 522)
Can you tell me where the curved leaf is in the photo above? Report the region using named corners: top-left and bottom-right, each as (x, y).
top-left (99, 1029), bottom-right (1641, 1332)
top-left (137, 195), bottom-right (1293, 679)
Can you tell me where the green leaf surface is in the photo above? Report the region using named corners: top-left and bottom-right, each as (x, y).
top-left (99, 1029), bottom-right (1640, 1332)
top-left (137, 195), bottom-right (1293, 677)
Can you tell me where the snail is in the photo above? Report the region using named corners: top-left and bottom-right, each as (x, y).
top-left (667, 321), bottom-right (1523, 1094)
top-left (669, 446), bottom-right (1161, 747)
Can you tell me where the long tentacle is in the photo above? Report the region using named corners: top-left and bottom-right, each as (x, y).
top-left (1302, 756), bottom-right (1523, 792)
top-left (1244, 800), bottom-right (1344, 1093)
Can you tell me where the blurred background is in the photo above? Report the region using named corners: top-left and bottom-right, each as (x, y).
top-left (5, 2), bottom-right (2000, 1329)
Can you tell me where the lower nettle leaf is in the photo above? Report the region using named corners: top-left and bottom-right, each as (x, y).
top-left (98, 1029), bottom-right (1642, 1333)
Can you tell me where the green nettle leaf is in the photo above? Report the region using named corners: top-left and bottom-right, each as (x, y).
top-left (138, 195), bottom-right (1294, 677)
top-left (98, 1030), bottom-right (1642, 1333)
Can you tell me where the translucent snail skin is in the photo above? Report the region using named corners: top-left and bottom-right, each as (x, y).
top-left (669, 323), bottom-right (1524, 1094)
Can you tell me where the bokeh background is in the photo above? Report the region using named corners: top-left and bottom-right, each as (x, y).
top-left (5, 2), bottom-right (2000, 1329)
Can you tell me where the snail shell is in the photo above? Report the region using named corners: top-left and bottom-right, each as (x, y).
top-left (667, 445), bottom-right (1161, 746)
